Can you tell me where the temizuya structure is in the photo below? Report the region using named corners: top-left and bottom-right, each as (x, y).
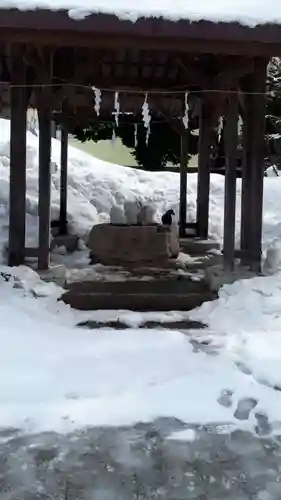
top-left (0, 1), bottom-right (280, 272)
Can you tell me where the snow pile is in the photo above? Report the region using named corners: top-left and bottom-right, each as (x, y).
top-left (0, 118), bottom-right (224, 262)
top-left (2, 0), bottom-right (281, 28)
top-left (0, 117), bottom-right (281, 265)
top-left (0, 266), bottom-right (281, 436)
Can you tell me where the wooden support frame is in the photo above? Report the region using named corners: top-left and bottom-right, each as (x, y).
top-left (223, 92), bottom-right (238, 272)
top-left (179, 127), bottom-right (188, 237)
top-left (8, 44), bottom-right (27, 266)
top-left (196, 97), bottom-right (212, 239)
top-left (37, 47), bottom-right (53, 270)
top-left (59, 119), bottom-right (68, 235)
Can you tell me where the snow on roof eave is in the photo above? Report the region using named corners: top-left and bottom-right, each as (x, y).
top-left (0, 1), bottom-right (281, 29)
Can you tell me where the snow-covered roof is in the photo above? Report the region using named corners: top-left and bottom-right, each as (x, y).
top-left (1, 0), bottom-right (281, 28)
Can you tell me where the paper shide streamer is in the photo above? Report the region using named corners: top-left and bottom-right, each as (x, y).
top-left (142, 93), bottom-right (151, 145)
top-left (114, 91), bottom-right (120, 127)
top-left (93, 86), bottom-right (102, 116)
top-left (182, 92), bottom-right (189, 129)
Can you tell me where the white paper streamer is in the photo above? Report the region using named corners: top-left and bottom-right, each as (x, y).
top-left (114, 91), bottom-right (120, 127)
top-left (182, 92), bottom-right (189, 129)
top-left (134, 123), bottom-right (138, 147)
top-left (142, 93), bottom-right (151, 145)
top-left (92, 87), bottom-right (101, 116)
top-left (218, 116), bottom-right (224, 140)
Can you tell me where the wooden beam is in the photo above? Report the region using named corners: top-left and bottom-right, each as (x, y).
top-left (8, 44), bottom-right (27, 266)
top-left (196, 98), bottom-right (212, 239)
top-left (37, 48), bottom-right (53, 270)
top-left (223, 92), bottom-right (238, 272)
top-left (179, 127), bottom-right (188, 237)
top-left (0, 25), bottom-right (279, 57)
top-left (59, 120), bottom-right (68, 235)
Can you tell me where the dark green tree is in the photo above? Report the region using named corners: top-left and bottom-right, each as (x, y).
top-left (74, 116), bottom-right (198, 171)
top-left (265, 57), bottom-right (281, 167)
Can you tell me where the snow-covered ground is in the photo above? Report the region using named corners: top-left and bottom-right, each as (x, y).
top-left (0, 118), bottom-right (281, 438)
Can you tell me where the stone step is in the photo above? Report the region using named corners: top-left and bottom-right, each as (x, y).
top-left (77, 319), bottom-right (206, 330)
top-left (61, 279), bottom-right (216, 311)
top-left (180, 238), bottom-right (221, 256)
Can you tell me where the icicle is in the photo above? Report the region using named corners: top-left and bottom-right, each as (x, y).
top-left (142, 93), bottom-right (151, 145)
top-left (182, 92), bottom-right (189, 129)
top-left (114, 91), bottom-right (120, 127)
top-left (111, 126), bottom-right (116, 146)
top-left (218, 116), bottom-right (224, 140)
top-left (92, 86), bottom-right (101, 116)
top-left (134, 123), bottom-right (138, 147)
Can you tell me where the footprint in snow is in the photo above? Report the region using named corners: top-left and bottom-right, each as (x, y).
top-left (255, 411), bottom-right (272, 436)
top-left (217, 390), bottom-right (258, 420)
top-left (217, 389), bottom-right (233, 408)
top-left (217, 389), bottom-right (272, 434)
top-left (235, 360), bottom-right (252, 376)
top-left (233, 397), bottom-right (258, 421)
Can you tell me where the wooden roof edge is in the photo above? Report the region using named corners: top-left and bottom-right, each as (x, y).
top-left (0, 8), bottom-right (280, 43)
top-left (0, 9), bottom-right (279, 56)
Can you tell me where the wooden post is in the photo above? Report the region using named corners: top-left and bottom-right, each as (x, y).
top-left (59, 121), bottom-right (68, 234)
top-left (179, 128), bottom-right (188, 237)
top-left (240, 78), bottom-right (253, 265)
top-left (38, 107), bottom-right (52, 269)
top-left (240, 59), bottom-right (267, 271)
top-left (37, 48), bottom-right (53, 270)
top-left (223, 92), bottom-right (238, 272)
top-left (249, 58), bottom-right (267, 272)
top-left (8, 45), bottom-right (27, 266)
top-left (196, 97), bottom-right (212, 239)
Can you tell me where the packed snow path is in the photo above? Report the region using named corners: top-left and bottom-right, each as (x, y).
top-left (1, 420), bottom-right (281, 500)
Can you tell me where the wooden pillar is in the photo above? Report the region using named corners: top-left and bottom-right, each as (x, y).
top-left (8, 45), bottom-right (27, 266)
top-left (179, 128), bottom-right (188, 237)
top-left (38, 107), bottom-right (52, 269)
top-left (240, 79), bottom-right (253, 264)
top-left (196, 98), bottom-right (212, 239)
top-left (37, 48), bottom-right (53, 270)
top-left (241, 58), bottom-right (267, 271)
top-left (223, 92), bottom-right (238, 272)
top-left (59, 121), bottom-right (68, 234)
top-left (249, 58), bottom-right (267, 271)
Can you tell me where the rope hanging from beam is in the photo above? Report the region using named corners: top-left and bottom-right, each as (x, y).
top-left (2, 81), bottom-right (274, 96)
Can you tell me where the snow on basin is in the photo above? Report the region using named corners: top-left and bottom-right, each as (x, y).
top-left (1, 0), bottom-right (281, 27)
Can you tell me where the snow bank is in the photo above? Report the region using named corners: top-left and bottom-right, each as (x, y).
top-left (0, 117), bottom-right (280, 265)
top-left (2, 0), bottom-right (281, 28)
top-left (0, 118), bottom-right (223, 262)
